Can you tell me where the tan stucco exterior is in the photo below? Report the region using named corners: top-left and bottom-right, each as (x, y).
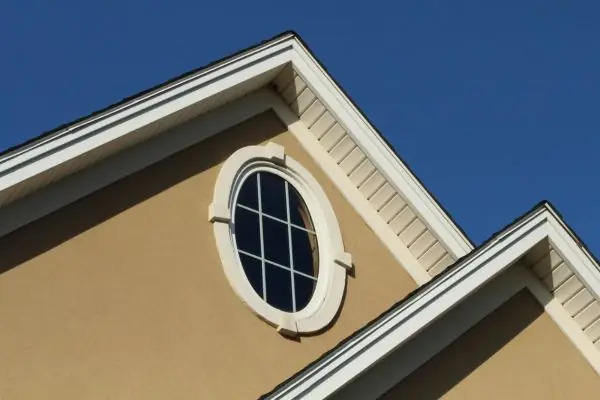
top-left (382, 289), bottom-right (600, 400)
top-left (0, 111), bottom-right (417, 399)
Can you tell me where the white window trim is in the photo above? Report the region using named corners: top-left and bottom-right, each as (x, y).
top-left (209, 142), bottom-right (351, 335)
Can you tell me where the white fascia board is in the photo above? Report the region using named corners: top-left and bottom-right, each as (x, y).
top-left (0, 38), bottom-right (294, 191)
top-left (267, 207), bottom-right (568, 399)
top-left (0, 91), bottom-right (275, 237)
top-left (1, 34), bottom-right (473, 263)
top-left (288, 40), bottom-right (474, 259)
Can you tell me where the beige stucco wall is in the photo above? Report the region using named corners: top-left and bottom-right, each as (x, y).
top-left (0, 111), bottom-right (417, 399)
top-left (382, 289), bottom-right (600, 399)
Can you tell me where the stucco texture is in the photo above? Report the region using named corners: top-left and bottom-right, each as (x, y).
top-left (381, 290), bottom-right (600, 400)
top-left (0, 111), bottom-right (416, 399)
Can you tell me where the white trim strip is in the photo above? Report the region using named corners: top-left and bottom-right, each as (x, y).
top-left (0, 38), bottom-right (293, 172)
top-left (0, 92), bottom-right (273, 237)
top-left (332, 267), bottom-right (527, 399)
top-left (266, 206), bottom-right (600, 399)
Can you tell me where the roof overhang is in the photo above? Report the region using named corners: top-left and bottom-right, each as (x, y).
top-left (0, 32), bottom-right (472, 261)
top-left (0, 33), bottom-right (294, 209)
top-left (262, 202), bottom-right (600, 399)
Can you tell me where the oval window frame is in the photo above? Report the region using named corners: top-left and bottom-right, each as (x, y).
top-left (209, 142), bottom-right (352, 335)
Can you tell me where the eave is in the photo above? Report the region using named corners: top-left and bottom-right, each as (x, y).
top-left (261, 201), bottom-right (600, 399)
top-left (0, 32), bottom-right (473, 281)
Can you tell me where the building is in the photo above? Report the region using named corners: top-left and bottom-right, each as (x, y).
top-left (1, 32), bottom-right (600, 399)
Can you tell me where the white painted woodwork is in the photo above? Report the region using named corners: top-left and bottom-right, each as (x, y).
top-left (531, 249), bottom-right (563, 278)
top-left (272, 67), bottom-right (296, 93)
top-left (300, 99), bottom-right (326, 128)
top-left (311, 112), bottom-right (336, 139)
top-left (409, 231), bottom-right (437, 259)
top-left (291, 87), bottom-right (316, 115)
top-left (554, 275), bottom-right (584, 304)
top-left (329, 136), bottom-right (356, 164)
top-left (389, 207), bottom-right (417, 235)
top-left (584, 319), bottom-right (600, 342)
top-left (564, 289), bottom-right (594, 316)
top-left (420, 242), bottom-right (447, 271)
top-left (575, 301), bottom-right (600, 330)
top-left (398, 219), bottom-right (427, 248)
top-left (338, 146), bottom-right (366, 175)
top-left (281, 75), bottom-right (306, 104)
top-left (319, 124), bottom-right (346, 151)
top-left (272, 68), bottom-right (457, 278)
top-left (428, 253), bottom-right (454, 276)
top-left (359, 171), bottom-right (386, 199)
top-left (542, 262), bottom-right (573, 290)
top-left (369, 183), bottom-right (396, 211)
top-left (378, 195), bottom-right (406, 223)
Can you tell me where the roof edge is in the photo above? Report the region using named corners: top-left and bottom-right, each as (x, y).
top-left (287, 35), bottom-right (474, 255)
top-left (261, 200), bottom-right (600, 399)
top-left (0, 31), bottom-right (298, 162)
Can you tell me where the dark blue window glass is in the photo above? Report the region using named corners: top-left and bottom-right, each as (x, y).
top-left (233, 171), bottom-right (319, 312)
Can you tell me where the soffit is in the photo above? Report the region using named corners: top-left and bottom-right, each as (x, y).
top-left (522, 238), bottom-right (600, 348)
top-left (271, 65), bottom-right (456, 276)
top-left (0, 33), bottom-right (473, 277)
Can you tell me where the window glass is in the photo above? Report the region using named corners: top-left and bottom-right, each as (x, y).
top-left (233, 171), bottom-right (319, 312)
top-left (236, 173), bottom-right (258, 209)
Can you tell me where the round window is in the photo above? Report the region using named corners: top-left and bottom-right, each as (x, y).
top-left (233, 171), bottom-right (319, 312)
top-left (210, 142), bottom-right (351, 335)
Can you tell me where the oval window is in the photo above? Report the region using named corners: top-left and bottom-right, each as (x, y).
top-left (233, 170), bottom-right (319, 313)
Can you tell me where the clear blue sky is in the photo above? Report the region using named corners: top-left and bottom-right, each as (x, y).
top-left (1, 1), bottom-right (599, 255)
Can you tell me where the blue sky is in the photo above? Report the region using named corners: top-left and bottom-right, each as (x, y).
top-left (1, 1), bottom-right (599, 255)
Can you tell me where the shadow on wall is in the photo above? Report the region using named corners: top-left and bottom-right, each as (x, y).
top-left (0, 112), bottom-right (285, 276)
top-left (521, 238), bottom-right (565, 289)
top-left (380, 289), bottom-right (544, 400)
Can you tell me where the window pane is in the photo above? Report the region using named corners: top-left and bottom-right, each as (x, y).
top-left (265, 263), bottom-right (294, 312)
top-left (237, 173), bottom-right (258, 209)
top-left (262, 216), bottom-right (290, 267)
top-left (294, 274), bottom-right (316, 311)
top-left (234, 207), bottom-right (261, 256)
top-left (291, 227), bottom-right (318, 278)
top-left (288, 185), bottom-right (314, 230)
top-left (260, 172), bottom-right (287, 220)
top-left (239, 253), bottom-right (263, 299)
top-left (233, 169), bottom-right (321, 315)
